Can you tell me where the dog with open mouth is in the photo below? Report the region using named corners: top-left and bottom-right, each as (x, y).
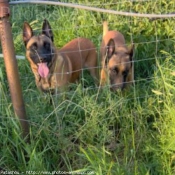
top-left (23, 19), bottom-right (98, 93)
top-left (100, 21), bottom-right (134, 91)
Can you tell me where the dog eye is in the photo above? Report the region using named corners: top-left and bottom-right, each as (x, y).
top-left (31, 42), bottom-right (37, 50)
top-left (123, 70), bottom-right (128, 77)
top-left (111, 67), bottom-right (118, 74)
top-left (44, 42), bottom-right (50, 50)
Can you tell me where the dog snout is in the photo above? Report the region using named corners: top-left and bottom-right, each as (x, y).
top-left (39, 55), bottom-right (50, 63)
top-left (110, 84), bottom-right (122, 91)
top-left (110, 81), bottom-right (125, 91)
top-left (110, 76), bottom-right (124, 91)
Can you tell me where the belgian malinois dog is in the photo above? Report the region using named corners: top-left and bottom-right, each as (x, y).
top-left (100, 21), bottom-right (134, 91)
top-left (23, 19), bottom-right (98, 93)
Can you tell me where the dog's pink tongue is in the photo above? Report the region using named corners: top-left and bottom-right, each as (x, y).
top-left (38, 63), bottom-right (49, 78)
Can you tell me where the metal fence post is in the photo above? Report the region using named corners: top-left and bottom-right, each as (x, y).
top-left (0, 0), bottom-right (29, 141)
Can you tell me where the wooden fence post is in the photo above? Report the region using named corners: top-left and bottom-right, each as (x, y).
top-left (0, 0), bottom-right (29, 141)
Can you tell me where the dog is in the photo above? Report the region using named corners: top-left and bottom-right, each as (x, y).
top-left (23, 19), bottom-right (98, 93)
top-left (100, 21), bottom-right (134, 91)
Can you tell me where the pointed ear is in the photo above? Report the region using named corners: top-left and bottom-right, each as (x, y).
top-left (106, 38), bottom-right (115, 58)
top-left (42, 19), bottom-right (53, 42)
top-left (23, 22), bottom-right (33, 46)
top-left (128, 43), bottom-right (134, 61)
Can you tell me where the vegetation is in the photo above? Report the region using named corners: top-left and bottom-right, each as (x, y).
top-left (0, 0), bottom-right (175, 174)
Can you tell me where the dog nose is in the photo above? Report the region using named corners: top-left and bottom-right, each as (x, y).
top-left (110, 84), bottom-right (123, 91)
top-left (40, 56), bottom-right (48, 62)
top-left (39, 53), bottom-right (48, 62)
top-left (39, 57), bottom-right (44, 62)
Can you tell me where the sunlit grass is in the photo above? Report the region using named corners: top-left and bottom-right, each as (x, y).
top-left (0, 0), bottom-right (175, 174)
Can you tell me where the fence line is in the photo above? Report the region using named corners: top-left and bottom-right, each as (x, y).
top-left (10, 0), bottom-right (175, 18)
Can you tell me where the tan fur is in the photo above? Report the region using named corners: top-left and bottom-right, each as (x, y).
top-left (26, 37), bottom-right (98, 93)
top-left (100, 21), bottom-right (134, 91)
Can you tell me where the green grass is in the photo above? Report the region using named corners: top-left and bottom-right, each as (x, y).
top-left (1, 0), bottom-right (175, 174)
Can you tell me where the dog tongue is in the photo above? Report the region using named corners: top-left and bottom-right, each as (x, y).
top-left (38, 63), bottom-right (49, 78)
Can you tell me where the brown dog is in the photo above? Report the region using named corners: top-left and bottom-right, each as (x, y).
top-left (100, 21), bottom-right (134, 91)
top-left (23, 19), bottom-right (97, 93)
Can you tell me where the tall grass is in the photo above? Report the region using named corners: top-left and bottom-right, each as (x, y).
top-left (0, 0), bottom-right (175, 174)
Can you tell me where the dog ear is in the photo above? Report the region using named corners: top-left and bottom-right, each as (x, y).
top-left (42, 19), bottom-right (54, 42)
top-left (128, 43), bottom-right (134, 61)
top-left (104, 39), bottom-right (115, 65)
top-left (23, 22), bottom-right (33, 46)
top-left (106, 39), bottom-right (115, 59)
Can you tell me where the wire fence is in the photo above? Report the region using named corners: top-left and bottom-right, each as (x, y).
top-left (1, 0), bottom-right (175, 125)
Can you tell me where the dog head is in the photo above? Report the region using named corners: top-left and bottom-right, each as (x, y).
top-left (104, 39), bottom-right (134, 91)
top-left (23, 19), bottom-right (55, 78)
